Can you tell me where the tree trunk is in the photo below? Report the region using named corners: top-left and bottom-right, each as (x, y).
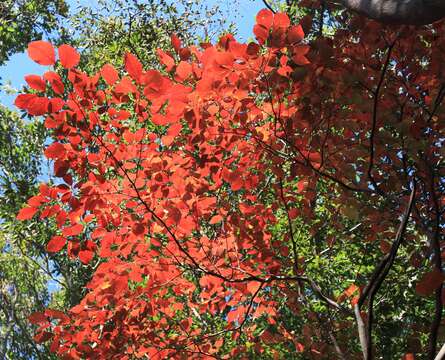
top-left (340, 0), bottom-right (445, 25)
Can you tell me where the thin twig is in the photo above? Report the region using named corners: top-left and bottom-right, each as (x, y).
top-left (262, 0), bottom-right (276, 13)
top-left (367, 41), bottom-right (396, 196)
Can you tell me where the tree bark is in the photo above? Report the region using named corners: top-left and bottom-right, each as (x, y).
top-left (340, 0), bottom-right (445, 25)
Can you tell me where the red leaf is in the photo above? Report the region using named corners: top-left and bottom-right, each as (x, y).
top-left (254, 25), bottom-right (269, 45)
top-left (133, 223), bottom-right (145, 235)
top-left (58, 44), bottom-right (80, 69)
top-left (44, 142), bottom-right (66, 159)
top-left (27, 96), bottom-right (50, 115)
top-left (124, 53), bottom-right (143, 82)
top-left (45, 309), bottom-right (69, 321)
top-left (157, 49), bottom-right (175, 72)
top-left (416, 269), bottom-right (445, 296)
top-left (28, 195), bottom-right (44, 207)
top-left (256, 9), bottom-right (274, 29)
top-left (288, 25), bottom-right (305, 44)
top-left (171, 34), bottom-right (182, 53)
top-left (176, 61), bottom-right (192, 81)
top-left (295, 342), bottom-right (304, 352)
top-left (47, 236), bottom-right (67, 253)
top-left (152, 113), bottom-right (169, 126)
top-left (43, 71), bottom-right (65, 94)
top-left (27, 41), bottom-right (55, 65)
top-left (292, 53), bottom-right (310, 66)
top-left (15, 94), bottom-right (37, 110)
top-left (231, 176), bottom-right (243, 191)
top-left (17, 207), bottom-right (38, 220)
top-left (62, 223), bottom-right (83, 237)
top-left (101, 64), bottom-right (119, 85)
top-left (114, 77), bottom-right (137, 94)
top-left (79, 250), bottom-right (94, 264)
top-left (48, 98), bottom-right (65, 113)
top-left (25, 75), bottom-right (46, 91)
top-left (273, 13), bottom-right (290, 29)
top-left (28, 312), bottom-right (47, 324)
top-left (15, 94), bottom-right (49, 115)
top-left (34, 331), bottom-right (53, 343)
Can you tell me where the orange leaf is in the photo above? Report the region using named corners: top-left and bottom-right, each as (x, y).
top-left (17, 207), bottom-right (38, 220)
top-left (157, 49), bottom-right (175, 72)
top-left (209, 215), bottom-right (223, 224)
top-left (256, 9), bottom-right (274, 29)
top-left (124, 53), bottom-right (143, 82)
top-left (25, 75), bottom-right (46, 91)
top-left (47, 236), bottom-right (66, 253)
top-left (58, 44), bottom-right (80, 69)
top-left (79, 250), bottom-right (94, 264)
top-left (273, 13), bottom-right (290, 29)
top-left (171, 34), bottom-right (182, 53)
top-left (28, 41), bottom-right (55, 65)
top-left (176, 61), bottom-right (192, 81)
top-left (101, 64), bottom-right (119, 85)
top-left (62, 223), bottom-right (83, 237)
top-left (345, 284), bottom-right (359, 297)
top-left (247, 281), bottom-right (261, 295)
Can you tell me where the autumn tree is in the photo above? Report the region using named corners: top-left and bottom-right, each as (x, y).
top-left (1, 1), bottom-right (228, 358)
top-left (15, 5), bottom-right (445, 360)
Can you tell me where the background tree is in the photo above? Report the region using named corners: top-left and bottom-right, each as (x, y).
top-left (0, 107), bottom-right (51, 359)
top-left (0, 2), bottom-right (70, 355)
top-left (69, 0), bottom-right (230, 70)
top-left (0, 0), bottom-right (69, 66)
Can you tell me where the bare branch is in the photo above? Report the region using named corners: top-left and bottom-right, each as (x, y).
top-left (262, 0), bottom-right (276, 13)
top-left (367, 41), bottom-right (395, 196)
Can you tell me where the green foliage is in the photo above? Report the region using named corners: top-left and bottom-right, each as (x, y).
top-left (0, 0), bottom-right (69, 66)
top-left (0, 106), bottom-right (51, 359)
top-left (69, 0), bottom-right (230, 71)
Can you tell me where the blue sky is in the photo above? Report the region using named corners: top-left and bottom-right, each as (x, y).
top-left (0, 0), bottom-right (265, 109)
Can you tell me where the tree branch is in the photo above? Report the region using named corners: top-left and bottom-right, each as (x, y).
top-left (338, 0), bottom-right (445, 25)
top-left (354, 304), bottom-right (369, 360)
top-left (357, 180), bottom-right (416, 359)
top-left (426, 161), bottom-right (443, 360)
top-left (262, 0), bottom-right (276, 13)
top-left (367, 41), bottom-right (395, 196)
top-left (289, 0), bottom-right (445, 25)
